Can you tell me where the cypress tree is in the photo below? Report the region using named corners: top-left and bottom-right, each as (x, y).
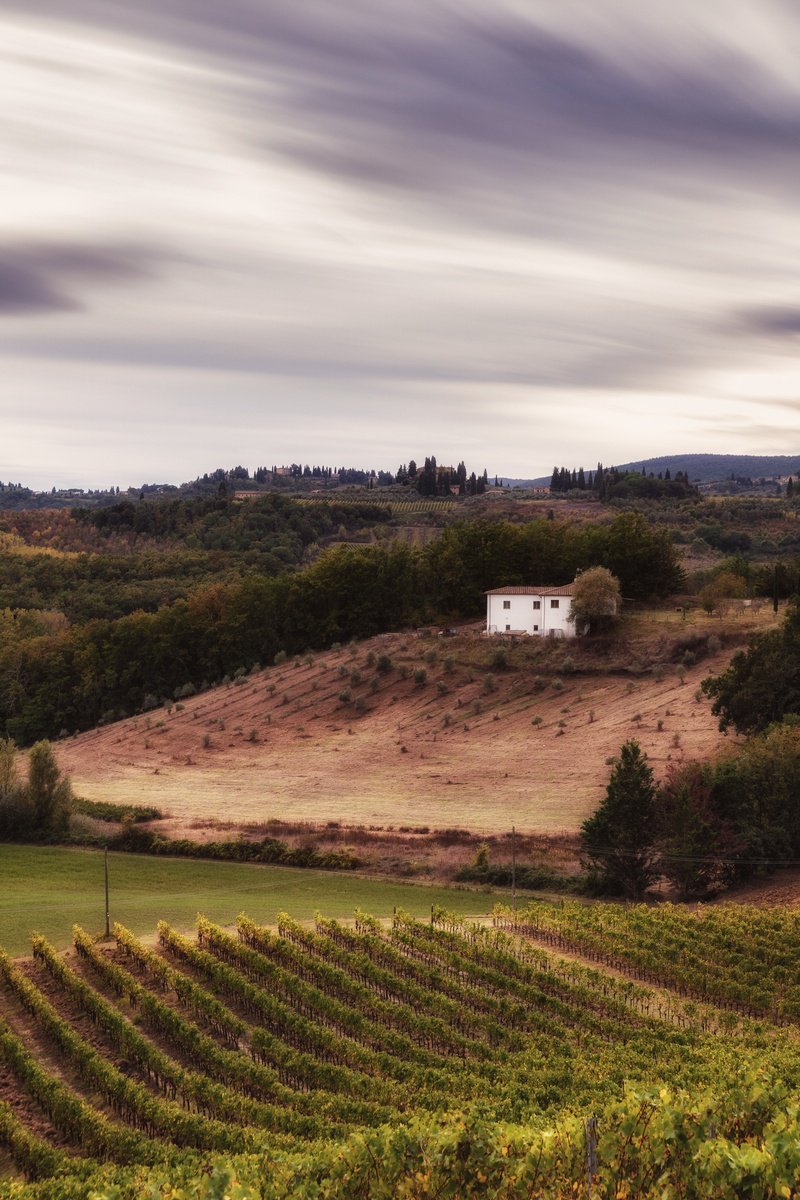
top-left (581, 740), bottom-right (659, 899)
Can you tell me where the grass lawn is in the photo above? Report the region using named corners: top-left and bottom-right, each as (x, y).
top-left (0, 845), bottom-right (497, 957)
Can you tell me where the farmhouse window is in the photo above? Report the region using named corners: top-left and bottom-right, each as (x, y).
top-left (550, 599), bottom-right (559, 609)
top-left (532, 600), bottom-right (541, 610)
top-left (503, 600), bottom-right (511, 609)
top-left (505, 624), bottom-right (511, 631)
top-left (533, 624), bottom-right (539, 631)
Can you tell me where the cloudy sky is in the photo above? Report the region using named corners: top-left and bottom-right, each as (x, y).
top-left (3, 1), bottom-right (800, 489)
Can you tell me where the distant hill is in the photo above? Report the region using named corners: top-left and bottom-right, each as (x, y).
top-left (531, 454), bottom-right (800, 487)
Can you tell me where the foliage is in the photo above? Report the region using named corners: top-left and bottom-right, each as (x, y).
top-left (71, 798), bottom-right (162, 824)
top-left (0, 740), bottom-right (71, 839)
top-left (702, 603), bottom-right (800, 734)
top-left (580, 741), bottom-right (659, 899)
top-left (568, 566), bottom-right (621, 635)
top-left (5, 907), bottom-right (800, 1196)
top-left (656, 762), bottom-right (743, 898)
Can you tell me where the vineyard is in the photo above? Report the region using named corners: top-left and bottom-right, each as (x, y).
top-left (1, 906), bottom-right (800, 1196)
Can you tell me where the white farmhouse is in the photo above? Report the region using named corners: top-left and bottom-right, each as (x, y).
top-left (485, 584), bottom-right (576, 638)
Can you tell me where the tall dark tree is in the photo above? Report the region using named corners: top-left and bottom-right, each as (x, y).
top-left (581, 741), bottom-right (659, 899)
top-left (702, 603), bottom-right (800, 734)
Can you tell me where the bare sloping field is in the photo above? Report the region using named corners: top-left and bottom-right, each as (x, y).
top-left (56, 610), bottom-right (773, 835)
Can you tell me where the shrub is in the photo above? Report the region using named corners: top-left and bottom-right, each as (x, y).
top-left (350, 669), bottom-right (362, 686)
top-left (141, 694), bottom-right (159, 712)
top-left (234, 666), bottom-right (247, 679)
top-left (337, 664), bottom-right (348, 678)
top-left (436, 680), bottom-right (448, 695)
top-left (483, 674), bottom-right (496, 694)
top-left (588, 709), bottom-right (595, 723)
top-left (424, 649), bottom-right (438, 666)
top-left (365, 651), bottom-right (376, 668)
top-left (354, 696), bottom-right (367, 713)
top-left (247, 729), bottom-right (258, 743)
top-left (442, 655), bottom-right (455, 674)
top-left (490, 648), bottom-right (507, 670)
top-left (413, 668), bottom-right (427, 687)
top-left (552, 678), bottom-right (564, 692)
top-left (173, 682), bottom-right (196, 700)
top-left (561, 655), bottom-right (576, 674)
top-left (531, 715), bottom-right (542, 726)
top-left (399, 665), bottom-right (411, 680)
top-left (274, 650), bottom-right (287, 665)
top-left (707, 634), bottom-right (722, 654)
top-left (338, 688), bottom-right (352, 703)
top-left (531, 676), bottom-right (546, 693)
top-left (376, 654), bottom-right (392, 674)
top-left (202, 734), bottom-right (212, 748)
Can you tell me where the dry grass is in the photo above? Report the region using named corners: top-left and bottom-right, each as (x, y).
top-left (56, 606), bottom-right (780, 836)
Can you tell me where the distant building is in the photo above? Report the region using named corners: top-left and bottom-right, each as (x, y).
top-left (485, 583), bottom-right (576, 637)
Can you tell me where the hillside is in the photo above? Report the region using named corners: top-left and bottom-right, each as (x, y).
top-left (533, 452), bottom-right (800, 486)
top-left (55, 610), bottom-right (767, 837)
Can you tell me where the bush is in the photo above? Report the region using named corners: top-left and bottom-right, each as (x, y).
top-left (274, 650), bottom-right (287, 665)
top-left (490, 648), bottom-right (507, 670)
top-left (376, 654), bottom-right (392, 674)
top-left (531, 715), bottom-right (542, 726)
top-left (483, 674), bottom-right (496, 694)
top-left (436, 680), bottom-right (449, 695)
top-left (173, 682), bottom-right (196, 700)
top-left (338, 688), bottom-right (352, 703)
top-left (413, 668), bottom-right (427, 687)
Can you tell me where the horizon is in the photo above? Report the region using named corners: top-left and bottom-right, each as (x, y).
top-left (8, 447), bottom-right (800, 495)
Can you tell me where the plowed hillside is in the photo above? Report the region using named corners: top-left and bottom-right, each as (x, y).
top-left (56, 611), bottom-right (770, 835)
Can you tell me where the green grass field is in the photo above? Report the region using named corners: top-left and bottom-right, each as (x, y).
top-left (0, 845), bottom-right (495, 957)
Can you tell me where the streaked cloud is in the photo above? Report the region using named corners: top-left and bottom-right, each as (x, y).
top-left (2, 2), bottom-right (800, 487)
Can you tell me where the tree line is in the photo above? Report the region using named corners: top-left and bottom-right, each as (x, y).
top-left (0, 512), bottom-right (680, 743)
top-left (550, 463), bottom-right (696, 500)
top-left (584, 723), bottom-right (800, 900)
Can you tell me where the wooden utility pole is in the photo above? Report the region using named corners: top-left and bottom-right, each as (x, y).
top-left (511, 825), bottom-right (517, 918)
top-left (104, 846), bottom-right (110, 938)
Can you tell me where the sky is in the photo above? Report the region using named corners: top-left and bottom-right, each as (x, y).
top-left (3, 1), bottom-right (800, 489)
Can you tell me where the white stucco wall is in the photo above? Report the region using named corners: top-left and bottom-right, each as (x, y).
top-left (486, 593), bottom-right (575, 637)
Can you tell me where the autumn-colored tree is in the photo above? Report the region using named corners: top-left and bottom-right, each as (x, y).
top-left (569, 567), bottom-right (621, 635)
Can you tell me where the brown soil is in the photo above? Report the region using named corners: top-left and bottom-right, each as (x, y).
top-left (56, 608), bottom-right (774, 837)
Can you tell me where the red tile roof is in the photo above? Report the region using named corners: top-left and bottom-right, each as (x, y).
top-left (485, 584), bottom-right (576, 596)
